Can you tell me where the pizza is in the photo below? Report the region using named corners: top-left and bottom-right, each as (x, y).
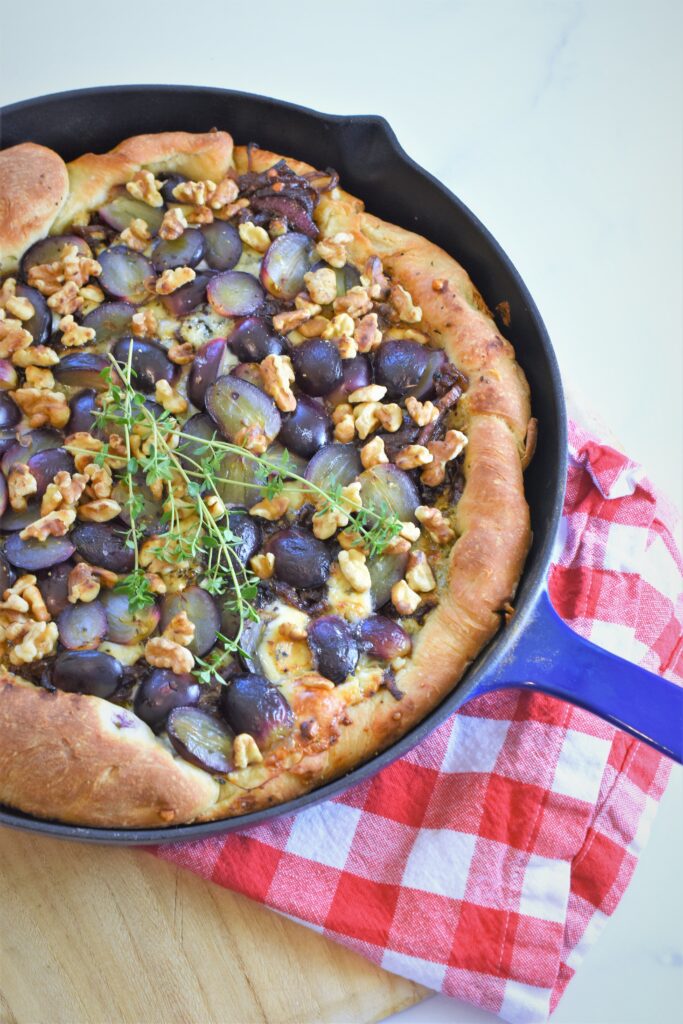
top-left (0, 130), bottom-right (535, 827)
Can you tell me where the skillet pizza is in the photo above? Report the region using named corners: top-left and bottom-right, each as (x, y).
top-left (0, 130), bottom-right (535, 827)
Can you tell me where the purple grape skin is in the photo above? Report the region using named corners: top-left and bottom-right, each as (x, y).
top-left (133, 670), bottom-right (201, 732)
top-left (98, 246), bottom-right (156, 305)
top-left (325, 355), bottom-right (372, 406)
top-left (100, 589), bottom-right (160, 644)
top-left (166, 707), bottom-right (234, 774)
top-left (27, 448), bottom-right (74, 497)
top-left (206, 374), bottom-right (281, 446)
top-left (202, 221), bottom-right (242, 271)
top-left (305, 443), bottom-right (362, 492)
top-left (160, 271), bottom-right (212, 316)
top-left (37, 562), bottom-right (73, 617)
top-left (188, 339), bottom-right (226, 408)
top-left (71, 523), bottom-right (135, 574)
top-left (68, 389), bottom-right (104, 438)
top-left (359, 464), bottom-right (421, 523)
top-left (0, 393), bottom-right (20, 429)
top-left (0, 502), bottom-right (40, 533)
top-left (220, 673), bottom-right (294, 748)
top-left (277, 394), bottom-right (332, 458)
top-left (82, 301), bottom-right (135, 344)
top-left (57, 600), bottom-right (108, 650)
top-left (20, 234), bottom-right (90, 279)
top-left (52, 650), bottom-right (123, 698)
top-left (159, 173), bottom-right (186, 203)
top-left (0, 430), bottom-right (17, 458)
top-left (224, 511), bottom-right (262, 567)
top-left (176, 412), bottom-right (217, 470)
top-left (307, 616), bottom-right (359, 684)
top-left (1, 429), bottom-right (63, 476)
top-left (207, 271), bottom-right (265, 318)
top-left (151, 228), bottom-right (205, 272)
top-left (14, 284), bottom-right (51, 344)
top-left (368, 552), bottom-right (409, 610)
top-left (112, 338), bottom-right (174, 393)
top-left (358, 616), bottom-right (412, 661)
top-left (159, 587), bottom-right (221, 657)
top-left (264, 527), bottom-right (331, 589)
top-left (4, 533), bottom-right (75, 571)
top-left (54, 353), bottom-right (110, 391)
top-left (227, 317), bottom-right (283, 362)
top-left (112, 477), bottom-right (162, 535)
top-left (373, 340), bottom-right (444, 400)
top-left (291, 339), bottom-right (343, 397)
top-left (0, 473), bottom-right (6, 518)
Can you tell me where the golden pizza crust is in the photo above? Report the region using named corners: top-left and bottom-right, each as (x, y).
top-left (0, 143), bottom-right (70, 275)
top-left (0, 136), bottom-right (532, 827)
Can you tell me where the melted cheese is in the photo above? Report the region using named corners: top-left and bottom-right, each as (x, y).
top-left (257, 602), bottom-right (314, 683)
top-left (326, 565), bottom-right (372, 621)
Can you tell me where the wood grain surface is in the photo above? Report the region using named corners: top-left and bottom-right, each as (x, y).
top-left (0, 828), bottom-right (429, 1024)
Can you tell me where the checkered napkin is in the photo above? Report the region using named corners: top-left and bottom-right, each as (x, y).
top-left (153, 420), bottom-right (682, 1024)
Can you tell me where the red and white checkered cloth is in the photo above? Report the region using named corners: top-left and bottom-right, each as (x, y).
top-left (154, 420), bottom-right (682, 1023)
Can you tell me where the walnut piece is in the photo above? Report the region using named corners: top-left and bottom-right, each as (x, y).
top-left (8, 463), bottom-right (37, 510)
top-left (405, 396), bottom-right (439, 426)
top-left (333, 286), bottom-right (373, 319)
top-left (304, 267), bottom-right (337, 306)
top-left (20, 508), bottom-right (76, 541)
top-left (238, 221), bottom-right (271, 253)
top-left (391, 579), bottom-right (421, 615)
top-left (126, 170), bottom-right (163, 207)
top-left (315, 232), bottom-right (353, 269)
top-left (348, 383), bottom-right (387, 404)
top-left (168, 341), bottom-right (195, 365)
top-left (390, 284), bottom-right (422, 323)
top-left (59, 314), bottom-right (96, 348)
top-left (7, 620), bottom-right (58, 666)
top-left (332, 403), bottom-right (355, 443)
top-left (249, 495), bottom-right (290, 521)
top-left (405, 551), bottom-right (437, 593)
top-left (24, 365), bottom-right (55, 390)
top-left (131, 307), bottom-right (158, 338)
top-left (162, 611), bottom-right (195, 648)
top-left (77, 498), bottom-right (122, 522)
top-left (354, 312), bottom-right (382, 353)
top-left (155, 379), bottom-right (188, 415)
top-left (12, 344), bottom-right (59, 368)
top-left (421, 429), bottom-right (468, 487)
top-left (172, 179), bottom-right (216, 205)
top-left (337, 549), bottom-right (371, 592)
top-left (416, 505), bottom-right (455, 544)
top-left (250, 552), bottom-right (275, 579)
top-left (208, 177), bottom-right (239, 211)
top-left (11, 386), bottom-right (70, 428)
top-left (120, 217), bottom-right (151, 252)
top-left (272, 300), bottom-right (321, 334)
top-left (156, 267), bottom-right (196, 294)
top-left (360, 436), bottom-right (389, 469)
top-left (0, 315), bottom-right (32, 360)
top-left (233, 733), bottom-right (264, 770)
top-left (0, 279), bottom-right (35, 320)
top-left (260, 354), bottom-right (296, 412)
top-left (321, 312), bottom-right (354, 341)
top-left (145, 635), bottom-right (194, 674)
top-left (41, 470), bottom-right (88, 513)
top-left (68, 563), bottom-right (101, 604)
top-left (395, 444), bottom-right (434, 470)
top-left (159, 207), bottom-right (188, 240)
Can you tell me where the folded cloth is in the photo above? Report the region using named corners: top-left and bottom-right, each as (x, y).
top-left (153, 420), bottom-right (682, 1023)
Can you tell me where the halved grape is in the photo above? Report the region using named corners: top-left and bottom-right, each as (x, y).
top-left (99, 590), bottom-right (159, 646)
top-left (159, 587), bottom-right (220, 657)
top-left (175, 412), bottom-right (217, 470)
top-left (5, 533), bottom-right (75, 571)
top-left (161, 271), bottom-right (212, 316)
top-left (0, 393), bottom-right (20, 429)
top-left (359, 464), bottom-right (420, 522)
top-left (227, 317), bottom-right (283, 362)
top-left (0, 430), bottom-right (17, 458)
top-left (368, 552), bottom-right (409, 609)
top-left (152, 228), bottom-right (205, 272)
top-left (98, 191), bottom-right (164, 234)
top-left (21, 235), bottom-right (90, 279)
top-left (219, 612), bottom-right (263, 676)
top-left (206, 374), bottom-right (281, 446)
top-left (326, 355), bottom-right (372, 406)
top-left (307, 616), bottom-right (359, 684)
top-left (260, 233), bottom-right (315, 300)
top-left (37, 562), bottom-right (73, 617)
top-left (230, 362), bottom-right (265, 389)
top-left (188, 338), bottom-right (226, 408)
top-left (98, 246), bottom-right (155, 305)
top-left (0, 360), bottom-right (17, 391)
top-left (202, 221), bottom-right (242, 270)
top-left (264, 527), bottom-right (331, 589)
top-left (68, 389), bottom-right (103, 437)
top-left (358, 615), bottom-right (412, 660)
top-left (54, 353), bottom-right (109, 391)
top-left (305, 443), bottom-right (361, 492)
top-left (112, 338), bottom-right (174, 393)
top-left (111, 477), bottom-right (162, 535)
top-left (1, 429), bottom-right (63, 476)
top-left (334, 263), bottom-right (362, 295)
top-left (27, 447), bottom-right (74, 496)
top-left (0, 473), bottom-right (6, 517)
top-left (278, 395), bottom-right (332, 458)
top-left (82, 301), bottom-right (135, 344)
top-left (291, 339), bottom-right (342, 397)
top-left (52, 649), bottom-right (123, 697)
top-left (57, 600), bottom-right (108, 650)
top-left (0, 502), bottom-right (40, 533)
top-left (14, 284), bottom-right (51, 344)
top-left (0, 552), bottom-right (12, 593)
top-left (412, 349), bottom-right (448, 401)
top-left (71, 522), bottom-right (135, 573)
top-left (167, 707), bottom-right (234, 774)
top-left (251, 195), bottom-right (318, 237)
top-left (225, 511), bottom-right (263, 567)
top-left (133, 670), bottom-right (201, 732)
top-left (220, 673), bottom-right (294, 748)
top-left (374, 341), bottom-right (446, 401)
top-left (215, 451), bottom-right (263, 508)
top-left (207, 271), bottom-right (264, 317)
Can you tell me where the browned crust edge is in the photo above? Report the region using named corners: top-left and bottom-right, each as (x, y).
top-left (0, 139), bottom-right (531, 827)
top-left (0, 143), bottom-right (70, 275)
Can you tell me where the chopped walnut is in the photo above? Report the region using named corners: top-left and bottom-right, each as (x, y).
top-left (214, 197), bottom-right (249, 221)
top-left (11, 386), bottom-right (70, 428)
top-left (82, 461), bottom-right (112, 499)
top-left (131, 307), bottom-right (158, 338)
top-left (304, 267), bottom-right (337, 306)
top-left (156, 267), bottom-right (196, 294)
top-left (400, 521), bottom-right (421, 543)
top-left (390, 284), bottom-right (422, 323)
top-left (360, 256), bottom-right (390, 300)
top-left (421, 429), bottom-right (468, 486)
top-left (12, 345), bottom-right (59, 368)
top-left (159, 206), bottom-right (188, 240)
top-left (7, 620), bottom-right (58, 666)
top-left (68, 563), bottom-right (101, 604)
top-left (0, 316), bottom-right (32, 359)
top-left (0, 279), bottom-right (35, 321)
top-left (144, 572), bottom-right (167, 594)
top-left (405, 396), bottom-right (439, 426)
top-left (321, 312), bottom-right (355, 341)
top-left (235, 424), bottom-right (269, 455)
top-left (58, 314), bottom-right (96, 349)
top-left (384, 327), bottom-right (428, 344)
top-left (41, 470), bottom-right (88, 513)
top-left (298, 314), bottom-right (330, 339)
top-left (120, 217), bottom-right (151, 252)
top-left (185, 205), bottom-right (214, 225)
top-left (203, 493), bottom-right (225, 520)
top-left (168, 341), bottom-right (195, 365)
top-left (20, 508), bottom-right (75, 541)
top-left (24, 365), bottom-right (55, 390)
top-left (354, 312), bottom-right (382, 353)
top-left (353, 402), bottom-right (380, 440)
top-left (155, 379), bottom-right (187, 415)
top-left (333, 286), bottom-right (372, 319)
top-left (395, 444), bottom-right (434, 470)
top-left (272, 300), bottom-right (321, 334)
top-left (332, 403), bottom-right (355, 443)
top-left (27, 244), bottom-right (101, 296)
top-left (65, 432), bottom-right (104, 473)
top-left (338, 549), bottom-right (371, 592)
top-left (162, 611), bottom-right (195, 647)
top-left (77, 498), bottom-right (121, 522)
top-left (360, 436), bottom-right (389, 469)
top-left (79, 283), bottom-right (106, 316)
top-left (250, 552), bottom-right (275, 579)
top-left (405, 550), bottom-right (437, 592)
top-left (172, 179), bottom-right (215, 205)
top-left (260, 354), bottom-right (296, 412)
top-left (1, 574), bottom-right (49, 622)
top-left (316, 232), bottom-right (353, 269)
top-left (208, 177), bottom-right (239, 211)
top-left (391, 579), bottom-right (421, 615)
top-left (383, 536), bottom-right (411, 556)
top-left (416, 505), bottom-right (455, 544)
top-left (8, 464), bottom-right (37, 510)
top-left (47, 281), bottom-right (83, 316)
top-left (233, 733), bottom-right (264, 770)
top-left (375, 403), bottom-right (403, 432)
top-left (337, 529), bottom-right (368, 555)
top-left (144, 635), bottom-right (194, 674)
top-left (336, 334), bottom-right (358, 359)
top-left (238, 221), bottom-right (271, 253)
top-left (126, 170), bottom-right (163, 207)
top-left (312, 503), bottom-right (348, 540)
top-left (348, 383), bottom-right (387, 404)
top-left (249, 495), bottom-right (290, 521)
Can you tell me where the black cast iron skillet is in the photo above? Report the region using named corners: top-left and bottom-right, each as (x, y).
top-left (0, 86), bottom-right (680, 845)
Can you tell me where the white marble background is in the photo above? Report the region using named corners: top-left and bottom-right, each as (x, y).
top-left (1, 1), bottom-right (681, 1021)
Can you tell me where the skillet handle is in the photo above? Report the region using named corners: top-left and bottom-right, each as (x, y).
top-left (473, 591), bottom-right (683, 763)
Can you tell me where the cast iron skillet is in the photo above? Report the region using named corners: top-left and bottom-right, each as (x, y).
top-left (0, 86), bottom-right (680, 845)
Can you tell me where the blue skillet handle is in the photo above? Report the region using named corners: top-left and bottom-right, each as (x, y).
top-left (473, 591), bottom-right (683, 763)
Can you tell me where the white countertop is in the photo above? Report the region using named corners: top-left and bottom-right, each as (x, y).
top-left (1, 1), bottom-right (681, 1020)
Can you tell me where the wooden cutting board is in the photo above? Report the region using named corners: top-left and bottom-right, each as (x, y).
top-left (0, 827), bottom-right (430, 1024)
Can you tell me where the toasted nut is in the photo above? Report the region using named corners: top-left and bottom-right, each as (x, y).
top-left (353, 402), bottom-right (381, 440)
top-left (391, 579), bottom-right (421, 615)
top-left (238, 221), bottom-right (271, 253)
top-left (203, 494), bottom-right (225, 520)
top-left (19, 509), bottom-right (76, 541)
top-left (400, 521), bottom-right (421, 543)
top-left (375, 403), bottom-right (403, 432)
top-left (336, 334), bottom-right (358, 359)
top-left (336, 529), bottom-right (368, 554)
top-left (185, 205), bottom-right (214, 225)
top-left (172, 180), bottom-right (215, 205)
top-left (8, 620), bottom-right (58, 666)
top-left (214, 197), bottom-right (249, 221)
top-left (77, 498), bottom-right (122, 522)
top-left (312, 504), bottom-right (348, 540)
top-left (156, 267), bottom-right (196, 295)
top-left (12, 345), bottom-right (59, 368)
top-left (47, 281), bottom-right (83, 316)
top-left (390, 283), bottom-right (422, 323)
top-left (131, 308), bottom-right (158, 338)
top-left (0, 280), bottom-right (36, 321)
top-left (405, 396), bottom-right (439, 426)
top-left (338, 549), bottom-right (371, 592)
top-left (233, 733), bottom-right (264, 770)
top-left (120, 217), bottom-right (151, 252)
top-left (235, 424), bottom-right (269, 455)
top-left (250, 552), bottom-right (275, 579)
top-left (416, 505), bottom-right (455, 544)
top-left (208, 177), bottom-right (239, 211)
top-left (354, 312), bottom-right (382, 353)
top-left (68, 563), bottom-right (101, 604)
top-left (58, 314), bottom-right (96, 348)
top-left (162, 611), bottom-right (195, 647)
top-left (0, 315), bottom-right (32, 359)
top-left (272, 302), bottom-right (321, 334)
top-left (333, 286), bottom-right (372, 319)
top-left (348, 383), bottom-right (387, 404)
top-left (332, 403), bottom-right (355, 443)
top-left (304, 267), bottom-right (337, 306)
top-left (25, 366), bottom-right (55, 389)
top-left (360, 436), bottom-right (389, 469)
top-left (395, 444), bottom-right (433, 470)
top-left (298, 314), bottom-right (330, 339)
top-left (159, 206), bottom-right (189, 240)
top-left (315, 232), bottom-right (353, 269)
top-left (383, 327), bottom-right (428, 344)
top-left (384, 536), bottom-right (411, 555)
top-left (249, 495), bottom-right (290, 521)
top-left (421, 429), bottom-right (468, 487)
top-left (155, 379), bottom-right (188, 414)
top-left (321, 312), bottom-right (354, 341)
top-left (8, 464), bottom-right (37, 511)
top-left (168, 341), bottom-right (195, 365)
top-left (41, 470), bottom-right (88, 513)
top-left (405, 551), bottom-right (437, 592)
top-left (260, 354), bottom-right (296, 412)
top-left (11, 387), bottom-right (70, 428)
top-left (144, 636), bottom-right (194, 673)
top-left (126, 170), bottom-right (163, 207)
top-left (359, 256), bottom-right (390, 300)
